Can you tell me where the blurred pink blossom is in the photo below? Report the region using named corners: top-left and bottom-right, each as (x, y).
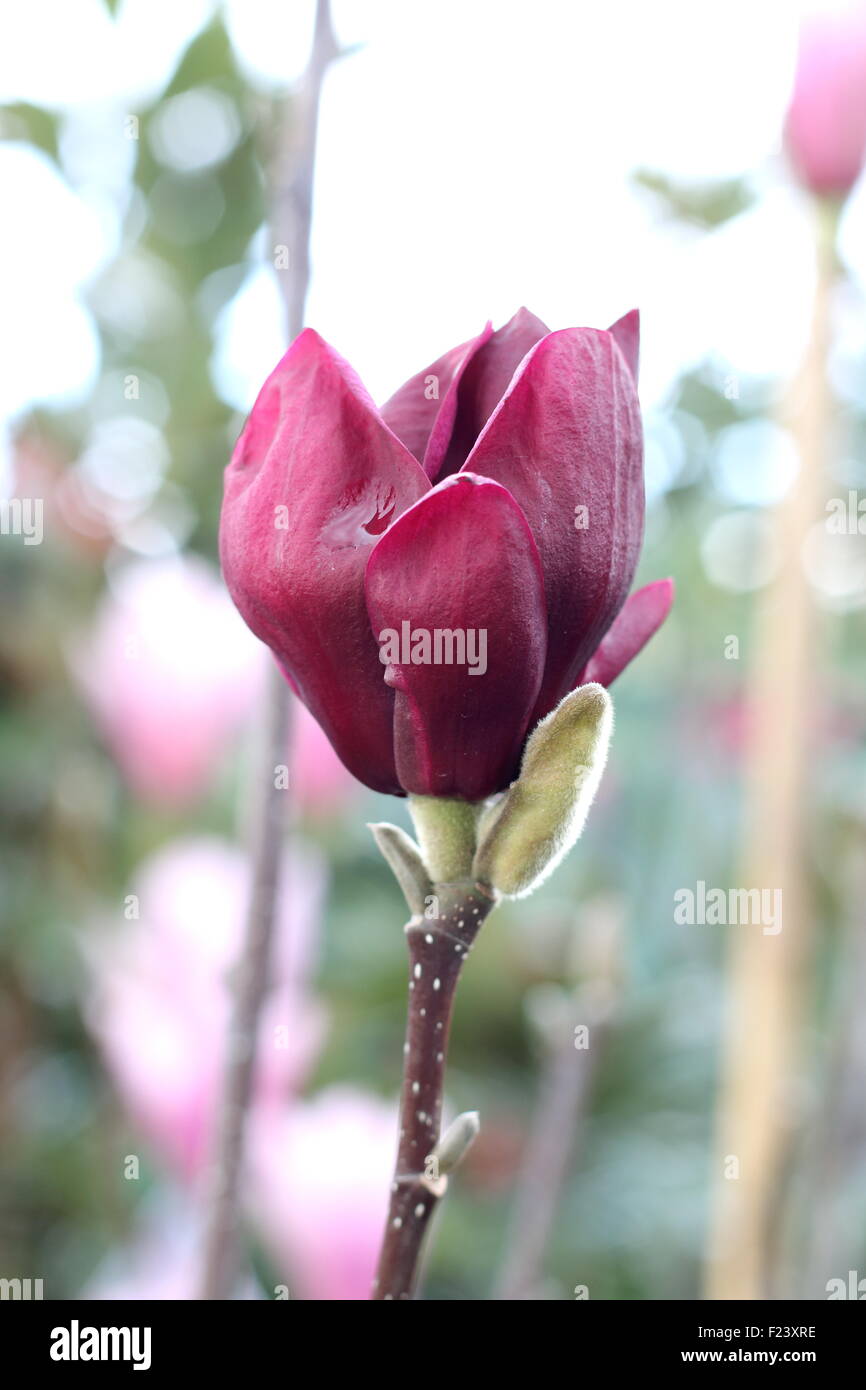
top-left (785, 1), bottom-right (866, 197)
top-left (84, 835), bottom-right (327, 1182)
top-left (85, 1088), bottom-right (395, 1301)
top-left (249, 1086), bottom-right (396, 1301)
top-left (73, 556), bottom-right (264, 807)
top-left (291, 700), bottom-right (359, 814)
top-left (84, 1192), bottom-right (261, 1301)
top-left (73, 553), bottom-right (360, 812)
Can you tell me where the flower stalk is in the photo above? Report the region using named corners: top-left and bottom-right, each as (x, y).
top-left (371, 686), bottom-right (614, 1298)
top-left (373, 876), bottom-right (497, 1300)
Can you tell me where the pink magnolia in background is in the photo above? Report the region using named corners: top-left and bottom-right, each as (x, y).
top-left (73, 557), bottom-right (263, 807)
top-left (84, 836), bottom-right (326, 1181)
top-left (85, 1087), bottom-right (396, 1302)
top-left (291, 699), bottom-right (359, 814)
top-left (249, 1087), bottom-right (396, 1301)
top-left (785, 0), bottom-right (866, 197)
top-left (72, 554), bottom-right (358, 811)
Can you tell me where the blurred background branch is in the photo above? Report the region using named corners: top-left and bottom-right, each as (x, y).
top-left (495, 898), bottom-right (622, 1301)
top-left (198, 0), bottom-right (339, 1301)
top-left (704, 198), bottom-right (838, 1301)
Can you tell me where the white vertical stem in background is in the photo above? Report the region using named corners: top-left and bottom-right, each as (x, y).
top-left (704, 200), bottom-right (837, 1301)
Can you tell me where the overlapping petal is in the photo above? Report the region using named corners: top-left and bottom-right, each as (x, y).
top-left (365, 473), bottom-right (547, 799)
top-left (575, 578), bottom-right (673, 688)
top-left (380, 324), bottom-right (492, 479)
top-left (437, 307), bottom-right (550, 478)
top-left (220, 328), bottom-right (430, 793)
top-left (463, 326), bottom-right (644, 723)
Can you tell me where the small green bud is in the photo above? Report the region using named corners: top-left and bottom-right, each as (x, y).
top-left (473, 683), bottom-right (613, 898)
top-left (433, 1110), bottom-right (480, 1174)
top-left (368, 823), bottom-right (433, 915)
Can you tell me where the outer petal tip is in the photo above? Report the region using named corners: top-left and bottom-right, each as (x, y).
top-left (608, 309), bottom-right (640, 384)
top-left (576, 576), bottom-right (674, 689)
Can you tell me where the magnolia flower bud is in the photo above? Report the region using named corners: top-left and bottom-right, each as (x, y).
top-left (220, 313), bottom-right (671, 800)
top-left (473, 683), bottom-right (613, 898)
top-left (784, 2), bottom-right (866, 199)
top-left (433, 1111), bottom-right (481, 1175)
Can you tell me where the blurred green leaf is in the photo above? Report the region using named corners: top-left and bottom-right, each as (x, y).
top-left (0, 102), bottom-right (60, 162)
top-left (632, 167), bottom-right (754, 229)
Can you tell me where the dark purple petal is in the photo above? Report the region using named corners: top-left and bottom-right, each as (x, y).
top-left (463, 326), bottom-right (644, 723)
top-left (437, 307), bottom-right (550, 477)
top-left (220, 328), bottom-right (430, 794)
top-left (364, 472), bottom-right (547, 799)
top-left (575, 578), bottom-right (673, 687)
top-left (380, 324), bottom-right (492, 478)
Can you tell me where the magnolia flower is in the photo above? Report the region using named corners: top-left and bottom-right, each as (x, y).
top-left (784, 1), bottom-right (866, 197)
top-left (220, 311), bottom-right (672, 801)
top-left (248, 1087), bottom-right (397, 1301)
top-left (84, 836), bottom-right (326, 1181)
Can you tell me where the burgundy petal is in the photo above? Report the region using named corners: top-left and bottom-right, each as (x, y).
top-left (364, 472), bottom-right (547, 799)
top-left (380, 324), bottom-right (492, 479)
top-left (608, 308), bottom-right (640, 384)
top-left (463, 327), bottom-right (644, 723)
top-left (575, 578), bottom-right (673, 687)
top-left (220, 328), bottom-right (430, 794)
top-left (438, 307), bottom-right (550, 477)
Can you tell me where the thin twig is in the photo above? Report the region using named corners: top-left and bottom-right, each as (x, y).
top-left (799, 847), bottom-right (866, 1295)
top-left (495, 993), bottom-right (611, 1300)
top-left (495, 900), bottom-right (621, 1300)
top-left (199, 670), bottom-right (291, 1299)
top-left (199, 0), bottom-right (339, 1301)
top-left (271, 0), bottom-right (340, 341)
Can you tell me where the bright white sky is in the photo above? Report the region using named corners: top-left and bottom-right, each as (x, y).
top-left (1, 0), bottom-right (865, 505)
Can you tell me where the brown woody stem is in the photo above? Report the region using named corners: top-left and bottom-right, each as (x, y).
top-left (372, 880), bottom-right (496, 1300)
